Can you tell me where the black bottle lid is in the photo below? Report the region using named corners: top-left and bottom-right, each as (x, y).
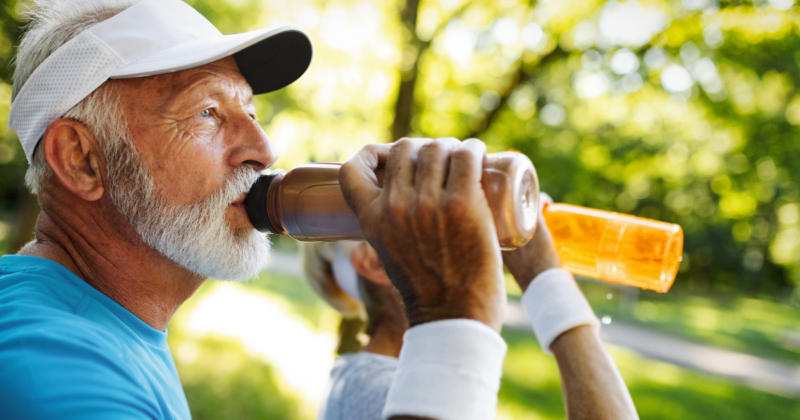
top-left (244, 173), bottom-right (282, 234)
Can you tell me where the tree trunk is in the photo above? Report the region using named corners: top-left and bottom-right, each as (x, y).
top-left (390, 0), bottom-right (421, 140)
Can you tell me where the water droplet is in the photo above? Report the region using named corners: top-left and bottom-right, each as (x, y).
top-left (606, 293), bottom-right (613, 300)
top-left (602, 316), bottom-right (612, 325)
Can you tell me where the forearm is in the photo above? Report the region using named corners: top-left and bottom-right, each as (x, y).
top-left (551, 326), bottom-right (638, 420)
top-left (516, 267), bottom-right (637, 420)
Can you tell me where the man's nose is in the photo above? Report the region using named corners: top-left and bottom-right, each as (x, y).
top-left (227, 116), bottom-right (278, 171)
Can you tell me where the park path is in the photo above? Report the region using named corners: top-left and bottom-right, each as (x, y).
top-left (502, 302), bottom-right (800, 398)
top-left (265, 250), bottom-right (800, 398)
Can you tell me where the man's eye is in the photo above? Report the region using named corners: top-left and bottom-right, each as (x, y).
top-left (199, 109), bottom-right (211, 118)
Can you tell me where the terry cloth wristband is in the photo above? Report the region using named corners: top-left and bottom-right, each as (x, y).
top-left (522, 268), bottom-right (600, 354)
top-left (382, 319), bottom-right (507, 420)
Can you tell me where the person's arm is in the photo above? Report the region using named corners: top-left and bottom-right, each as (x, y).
top-left (340, 138), bottom-right (508, 420)
top-left (551, 325), bottom-right (637, 419)
top-left (503, 209), bottom-right (638, 420)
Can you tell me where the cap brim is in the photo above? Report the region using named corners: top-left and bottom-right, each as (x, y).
top-left (110, 25), bottom-right (312, 94)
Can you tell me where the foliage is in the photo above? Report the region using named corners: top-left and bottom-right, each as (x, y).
top-left (168, 283), bottom-right (308, 420)
top-left (171, 334), bottom-right (303, 420)
top-left (1, 0), bottom-right (800, 301)
top-left (2, 0), bottom-right (799, 418)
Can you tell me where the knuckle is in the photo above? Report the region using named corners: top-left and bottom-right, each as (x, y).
top-left (436, 137), bottom-right (460, 147)
top-left (385, 192), bottom-right (410, 223)
top-left (419, 141), bottom-right (444, 156)
top-left (339, 160), bottom-right (354, 174)
top-left (452, 148), bottom-right (477, 161)
top-left (392, 138), bottom-right (413, 151)
top-left (338, 164), bottom-right (355, 188)
top-left (443, 194), bottom-right (469, 216)
top-left (413, 194), bottom-right (437, 218)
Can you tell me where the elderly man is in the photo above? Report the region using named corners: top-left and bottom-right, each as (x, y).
top-left (0, 1), bottom-right (637, 419)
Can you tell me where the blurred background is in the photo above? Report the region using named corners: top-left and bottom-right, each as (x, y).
top-left (1, 0), bottom-right (800, 418)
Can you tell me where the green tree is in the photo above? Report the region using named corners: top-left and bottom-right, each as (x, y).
top-left (2, 0), bottom-right (799, 300)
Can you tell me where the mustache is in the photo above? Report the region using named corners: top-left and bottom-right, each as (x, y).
top-left (206, 166), bottom-right (262, 210)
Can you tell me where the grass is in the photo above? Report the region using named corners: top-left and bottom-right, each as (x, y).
top-left (574, 279), bottom-right (800, 364)
top-left (499, 330), bottom-right (800, 420)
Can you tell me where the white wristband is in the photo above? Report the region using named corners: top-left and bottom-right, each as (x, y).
top-left (382, 319), bottom-right (507, 420)
top-left (521, 268), bottom-right (600, 354)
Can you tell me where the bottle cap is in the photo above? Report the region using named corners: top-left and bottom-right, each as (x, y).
top-left (245, 171), bottom-right (285, 234)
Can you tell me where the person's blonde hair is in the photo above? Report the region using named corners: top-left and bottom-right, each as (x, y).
top-left (301, 241), bottom-right (365, 319)
top-left (302, 242), bottom-right (368, 354)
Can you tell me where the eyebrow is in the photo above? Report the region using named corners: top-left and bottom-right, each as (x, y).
top-left (161, 72), bottom-right (255, 110)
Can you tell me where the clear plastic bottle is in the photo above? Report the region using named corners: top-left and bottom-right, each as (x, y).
top-left (245, 153), bottom-right (684, 292)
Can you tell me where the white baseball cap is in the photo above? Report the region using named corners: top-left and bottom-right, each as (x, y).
top-left (9, 0), bottom-right (313, 163)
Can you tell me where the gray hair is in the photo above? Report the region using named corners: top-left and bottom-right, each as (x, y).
top-left (13, 0), bottom-right (141, 194)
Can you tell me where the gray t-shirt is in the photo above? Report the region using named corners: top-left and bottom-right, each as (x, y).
top-left (317, 352), bottom-right (399, 420)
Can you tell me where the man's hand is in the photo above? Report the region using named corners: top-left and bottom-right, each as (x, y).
top-left (339, 138), bottom-right (506, 331)
top-left (502, 210), bottom-right (561, 291)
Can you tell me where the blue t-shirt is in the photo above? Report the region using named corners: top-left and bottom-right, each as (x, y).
top-left (0, 255), bottom-right (190, 419)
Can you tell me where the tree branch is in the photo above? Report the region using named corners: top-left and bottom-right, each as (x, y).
top-left (391, 1), bottom-right (476, 140)
top-left (465, 46), bottom-right (566, 139)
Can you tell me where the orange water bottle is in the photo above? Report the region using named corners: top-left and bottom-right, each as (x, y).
top-left (542, 203), bottom-right (683, 293)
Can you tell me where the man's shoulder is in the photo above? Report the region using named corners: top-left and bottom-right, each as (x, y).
top-left (335, 351), bottom-right (399, 371)
top-left (321, 352), bottom-right (398, 420)
top-left (0, 300), bottom-right (159, 419)
top-left (0, 301), bottom-right (126, 353)
top-left (0, 297), bottom-right (132, 384)
top-left (0, 255), bottom-right (87, 311)
top-left (332, 352), bottom-right (398, 394)
top-left (0, 258), bottom-right (143, 412)
top-left (0, 257), bottom-right (122, 350)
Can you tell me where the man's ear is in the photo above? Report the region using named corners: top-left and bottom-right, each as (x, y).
top-left (41, 118), bottom-right (106, 201)
top-left (351, 243), bottom-right (392, 286)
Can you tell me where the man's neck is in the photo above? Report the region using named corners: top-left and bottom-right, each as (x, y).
top-left (19, 209), bottom-right (204, 331)
top-left (362, 321), bottom-right (406, 358)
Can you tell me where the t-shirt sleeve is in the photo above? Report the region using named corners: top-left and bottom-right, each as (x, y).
top-left (0, 320), bottom-right (161, 420)
top-left (321, 354), bottom-right (398, 420)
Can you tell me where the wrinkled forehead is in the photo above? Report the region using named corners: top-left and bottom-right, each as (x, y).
top-left (114, 57), bottom-right (255, 108)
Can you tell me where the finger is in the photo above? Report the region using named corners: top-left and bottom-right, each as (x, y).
top-left (414, 137), bottom-right (461, 191)
top-left (411, 138), bottom-right (462, 269)
top-left (539, 191), bottom-right (553, 212)
top-left (385, 138), bottom-right (431, 193)
top-left (445, 138), bottom-right (487, 195)
top-left (340, 143), bottom-right (392, 216)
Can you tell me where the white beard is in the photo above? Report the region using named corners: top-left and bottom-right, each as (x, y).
top-left (108, 143), bottom-right (270, 281)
